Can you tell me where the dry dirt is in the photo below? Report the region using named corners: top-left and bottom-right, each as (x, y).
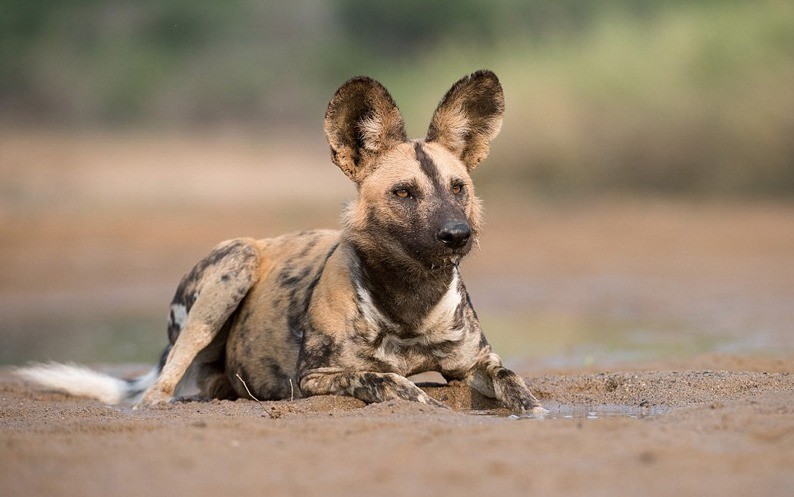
top-left (1, 128), bottom-right (793, 497)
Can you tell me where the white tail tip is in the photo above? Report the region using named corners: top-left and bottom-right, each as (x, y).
top-left (14, 362), bottom-right (144, 405)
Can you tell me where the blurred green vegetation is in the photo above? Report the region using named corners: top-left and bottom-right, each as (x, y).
top-left (2, 0), bottom-right (793, 195)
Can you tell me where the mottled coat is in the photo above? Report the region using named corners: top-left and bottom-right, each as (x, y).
top-left (19, 71), bottom-right (544, 414)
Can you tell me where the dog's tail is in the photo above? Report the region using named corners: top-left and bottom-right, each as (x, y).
top-left (14, 362), bottom-right (158, 404)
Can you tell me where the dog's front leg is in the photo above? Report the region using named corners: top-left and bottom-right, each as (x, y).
top-left (462, 352), bottom-right (546, 415)
top-left (300, 370), bottom-right (446, 408)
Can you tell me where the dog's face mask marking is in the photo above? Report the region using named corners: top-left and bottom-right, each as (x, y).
top-left (352, 141), bottom-right (478, 269)
top-left (325, 71), bottom-right (503, 270)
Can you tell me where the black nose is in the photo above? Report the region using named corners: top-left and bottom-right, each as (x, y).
top-left (437, 222), bottom-right (471, 249)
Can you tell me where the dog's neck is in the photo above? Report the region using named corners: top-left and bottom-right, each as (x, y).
top-left (349, 242), bottom-right (458, 333)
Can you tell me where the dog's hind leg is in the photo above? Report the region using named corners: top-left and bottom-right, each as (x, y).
top-left (138, 239), bottom-right (260, 407)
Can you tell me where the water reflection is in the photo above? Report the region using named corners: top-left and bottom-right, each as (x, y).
top-left (478, 402), bottom-right (667, 420)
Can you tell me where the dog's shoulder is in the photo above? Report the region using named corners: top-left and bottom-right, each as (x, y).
top-left (306, 239), bottom-right (360, 331)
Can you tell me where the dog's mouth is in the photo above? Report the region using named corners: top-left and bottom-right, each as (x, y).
top-left (428, 256), bottom-right (461, 271)
top-left (425, 245), bottom-right (470, 271)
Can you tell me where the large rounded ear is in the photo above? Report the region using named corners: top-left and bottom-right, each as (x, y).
top-left (324, 77), bottom-right (407, 183)
top-left (426, 70), bottom-right (504, 171)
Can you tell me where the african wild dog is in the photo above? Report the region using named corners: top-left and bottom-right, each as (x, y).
top-left (17, 70), bottom-right (545, 415)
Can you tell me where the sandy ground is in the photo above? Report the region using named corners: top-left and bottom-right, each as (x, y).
top-left (1, 357), bottom-right (793, 497)
top-left (1, 128), bottom-right (793, 496)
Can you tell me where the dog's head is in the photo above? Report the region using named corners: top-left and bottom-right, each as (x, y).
top-left (325, 70), bottom-right (503, 271)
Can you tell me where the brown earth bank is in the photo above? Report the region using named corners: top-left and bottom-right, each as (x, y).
top-left (1, 356), bottom-right (792, 497)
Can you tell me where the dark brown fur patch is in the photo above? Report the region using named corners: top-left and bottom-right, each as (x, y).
top-left (414, 141), bottom-right (444, 192)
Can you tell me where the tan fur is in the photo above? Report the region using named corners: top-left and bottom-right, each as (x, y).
top-left (426, 70), bottom-right (505, 171)
top-left (21, 71), bottom-right (544, 415)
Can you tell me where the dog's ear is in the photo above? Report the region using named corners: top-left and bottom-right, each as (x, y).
top-left (324, 77), bottom-right (407, 183)
top-left (426, 70), bottom-right (504, 171)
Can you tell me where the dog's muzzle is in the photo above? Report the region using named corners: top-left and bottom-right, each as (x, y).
top-left (436, 221), bottom-right (471, 250)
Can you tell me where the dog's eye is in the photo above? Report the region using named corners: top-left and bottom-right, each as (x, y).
top-left (393, 188), bottom-right (410, 199)
top-left (451, 184), bottom-right (463, 195)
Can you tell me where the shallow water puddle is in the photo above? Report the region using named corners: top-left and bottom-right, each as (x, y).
top-left (475, 403), bottom-right (667, 420)
top-left (481, 308), bottom-right (789, 372)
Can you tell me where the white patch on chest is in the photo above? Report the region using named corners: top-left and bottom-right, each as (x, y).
top-left (358, 270), bottom-right (466, 374)
top-left (374, 270), bottom-right (465, 344)
top-left (355, 283), bottom-right (395, 330)
top-left (419, 269), bottom-right (463, 337)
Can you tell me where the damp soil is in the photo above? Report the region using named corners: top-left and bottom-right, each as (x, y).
top-left (2, 357), bottom-right (793, 497)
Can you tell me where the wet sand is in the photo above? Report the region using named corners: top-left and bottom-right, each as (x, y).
top-left (2, 355), bottom-right (793, 497)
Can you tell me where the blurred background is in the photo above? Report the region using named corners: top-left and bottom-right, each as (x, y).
top-left (1, 0), bottom-right (792, 370)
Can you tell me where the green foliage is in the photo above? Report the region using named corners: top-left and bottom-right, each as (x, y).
top-left (1, 0), bottom-right (792, 195)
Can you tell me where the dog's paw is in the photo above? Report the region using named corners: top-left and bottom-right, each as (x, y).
top-left (500, 389), bottom-right (546, 416)
top-left (135, 387), bottom-right (173, 409)
top-left (529, 405), bottom-right (549, 418)
top-left (518, 396), bottom-right (546, 415)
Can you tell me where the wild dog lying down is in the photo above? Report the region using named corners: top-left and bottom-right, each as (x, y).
top-left (17, 70), bottom-right (545, 414)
